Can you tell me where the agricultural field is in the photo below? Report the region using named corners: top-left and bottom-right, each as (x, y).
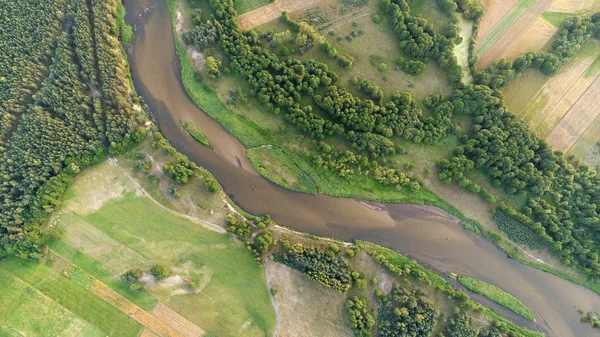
top-left (0, 134), bottom-right (276, 337)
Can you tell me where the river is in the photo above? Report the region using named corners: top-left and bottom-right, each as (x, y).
top-left (124, 1), bottom-right (600, 336)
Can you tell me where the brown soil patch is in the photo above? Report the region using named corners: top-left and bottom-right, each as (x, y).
top-left (89, 280), bottom-right (185, 337)
top-left (502, 17), bottom-right (557, 60)
top-left (478, 0), bottom-right (557, 69)
top-left (527, 51), bottom-right (599, 136)
top-left (152, 302), bottom-right (206, 337)
top-left (266, 261), bottom-right (353, 337)
top-left (237, 0), bottom-right (322, 30)
top-left (476, 0), bottom-right (519, 41)
top-left (549, 0), bottom-right (599, 12)
top-left (546, 75), bottom-right (600, 151)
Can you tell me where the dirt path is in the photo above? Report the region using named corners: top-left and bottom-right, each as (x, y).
top-left (237, 0), bottom-right (322, 30)
top-left (108, 158), bottom-right (226, 234)
top-left (478, 0), bottom-right (557, 69)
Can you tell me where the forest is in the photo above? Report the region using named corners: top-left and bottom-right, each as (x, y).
top-left (0, 0), bottom-right (145, 259)
top-left (197, 0), bottom-right (600, 281)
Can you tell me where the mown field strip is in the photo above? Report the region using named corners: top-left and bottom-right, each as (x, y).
top-left (502, 17), bottom-right (557, 61)
top-left (547, 74), bottom-right (600, 151)
top-left (89, 280), bottom-right (186, 337)
top-left (517, 48), bottom-right (599, 128)
top-left (476, 0), bottom-right (538, 56)
top-left (478, 0), bottom-right (557, 69)
top-left (237, 0), bottom-right (322, 30)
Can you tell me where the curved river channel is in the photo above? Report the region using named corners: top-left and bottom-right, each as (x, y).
top-left (124, 1), bottom-right (600, 336)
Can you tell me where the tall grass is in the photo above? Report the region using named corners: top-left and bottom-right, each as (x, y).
top-left (457, 274), bottom-right (535, 320)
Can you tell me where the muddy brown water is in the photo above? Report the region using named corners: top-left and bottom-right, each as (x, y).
top-left (125, 1), bottom-right (600, 336)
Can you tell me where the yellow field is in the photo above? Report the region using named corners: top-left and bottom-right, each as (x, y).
top-left (502, 17), bottom-right (557, 60)
top-left (238, 0), bottom-right (322, 30)
top-left (549, 0), bottom-right (600, 12)
top-left (547, 75), bottom-right (600, 151)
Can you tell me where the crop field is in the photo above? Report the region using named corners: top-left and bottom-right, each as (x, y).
top-left (477, 0), bottom-right (556, 69)
top-left (548, 0), bottom-right (600, 12)
top-left (0, 136), bottom-right (276, 337)
top-left (476, 0), bottom-right (519, 46)
top-left (234, 0), bottom-right (273, 15)
top-left (515, 42), bottom-right (600, 133)
top-left (501, 17), bottom-right (557, 61)
top-left (546, 75), bottom-right (600, 151)
top-left (541, 11), bottom-right (575, 27)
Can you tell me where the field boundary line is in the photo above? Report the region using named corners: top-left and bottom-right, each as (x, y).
top-left (108, 158), bottom-right (226, 234)
top-left (476, 0), bottom-right (539, 55)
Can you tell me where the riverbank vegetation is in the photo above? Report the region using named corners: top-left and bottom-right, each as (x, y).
top-left (181, 120), bottom-right (213, 148)
top-left (167, 0), bottom-right (600, 294)
top-left (456, 275), bottom-right (535, 321)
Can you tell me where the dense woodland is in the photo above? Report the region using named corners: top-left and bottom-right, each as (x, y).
top-left (197, 0), bottom-right (600, 281)
top-left (0, 0), bottom-right (145, 259)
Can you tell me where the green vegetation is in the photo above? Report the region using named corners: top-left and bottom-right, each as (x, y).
top-left (247, 146), bottom-right (317, 193)
top-left (378, 287), bottom-right (439, 337)
top-left (541, 11), bottom-right (574, 28)
top-left (580, 310), bottom-right (600, 329)
top-left (457, 275), bottom-right (534, 320)
top-left (0, 268), bottom-right (105, 337)
top-left (346, 296), bottom-right (375, 337)
top-left (181, 120), bottom-right (213, 148)
top-left (491, 208), bottom-right (549, 250)
top-left (1, 258), bottom-right (143, 336)
top-left (233, 0), bottom-right (272, 15)
top-left (0, 0), bottom-right (146, 260)
top-left (117, 2), bottom-right (134, 46)
top-left (275, 242), bottom-right (354, 293)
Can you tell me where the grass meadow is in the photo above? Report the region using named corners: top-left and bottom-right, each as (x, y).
top-left (457, 274), bottom-right (535, 320)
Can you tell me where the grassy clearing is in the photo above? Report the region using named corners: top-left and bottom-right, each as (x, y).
top-left (0, 258), bottom-right (143, 337)
top-left (49, 150), bottom-right (275, 336)
top-left (234, 0), bottom-right (272, 15)
top-left (457, 274), bottom-right (535, 320)
top-left (253, 0), bottom-right (452, 101)
top-left (476, 0), bottom-right (538, 55)
top-left (181, 120), bottom-right (213, 148)
top-left (501, 68), bottom-right (550, 114)
top-left (248, 145), bottom-right (318, 193)
top-left (586, 53), bottom-right (600, 77)
top-left (540, 11), bottom-right (574, 27)
top-left (0, 268), bottom-right (105, 337)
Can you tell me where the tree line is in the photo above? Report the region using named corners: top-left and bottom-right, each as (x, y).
top-left (0, 0), bottom-right (146, 259)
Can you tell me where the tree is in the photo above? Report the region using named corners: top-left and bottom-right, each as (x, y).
top-left (204, 56), bottom-right (222, 79)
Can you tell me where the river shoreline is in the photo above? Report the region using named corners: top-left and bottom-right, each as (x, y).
top-left (123, 1), bottom-right (600, 336)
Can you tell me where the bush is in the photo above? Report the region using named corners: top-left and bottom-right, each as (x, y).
top-left (150, 265), bottom-right (173, 280)
top-left (372, 15), bottom-right (381, 24)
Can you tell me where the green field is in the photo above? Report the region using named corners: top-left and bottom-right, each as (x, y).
top-left (0, 136), bottom-right (276, 337)
top-left (234, 0), bottom-right (272, 15)
top-left (0, 268), bottom-right (107, 337)
top-left (457, 274), bottom-right (535, 320)
top-left (476, 0), bottom-right (538, 56)
top-left (0, 259), bottom-right (142, 337)
top-left (541, 11), bottom-right (574, 28)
